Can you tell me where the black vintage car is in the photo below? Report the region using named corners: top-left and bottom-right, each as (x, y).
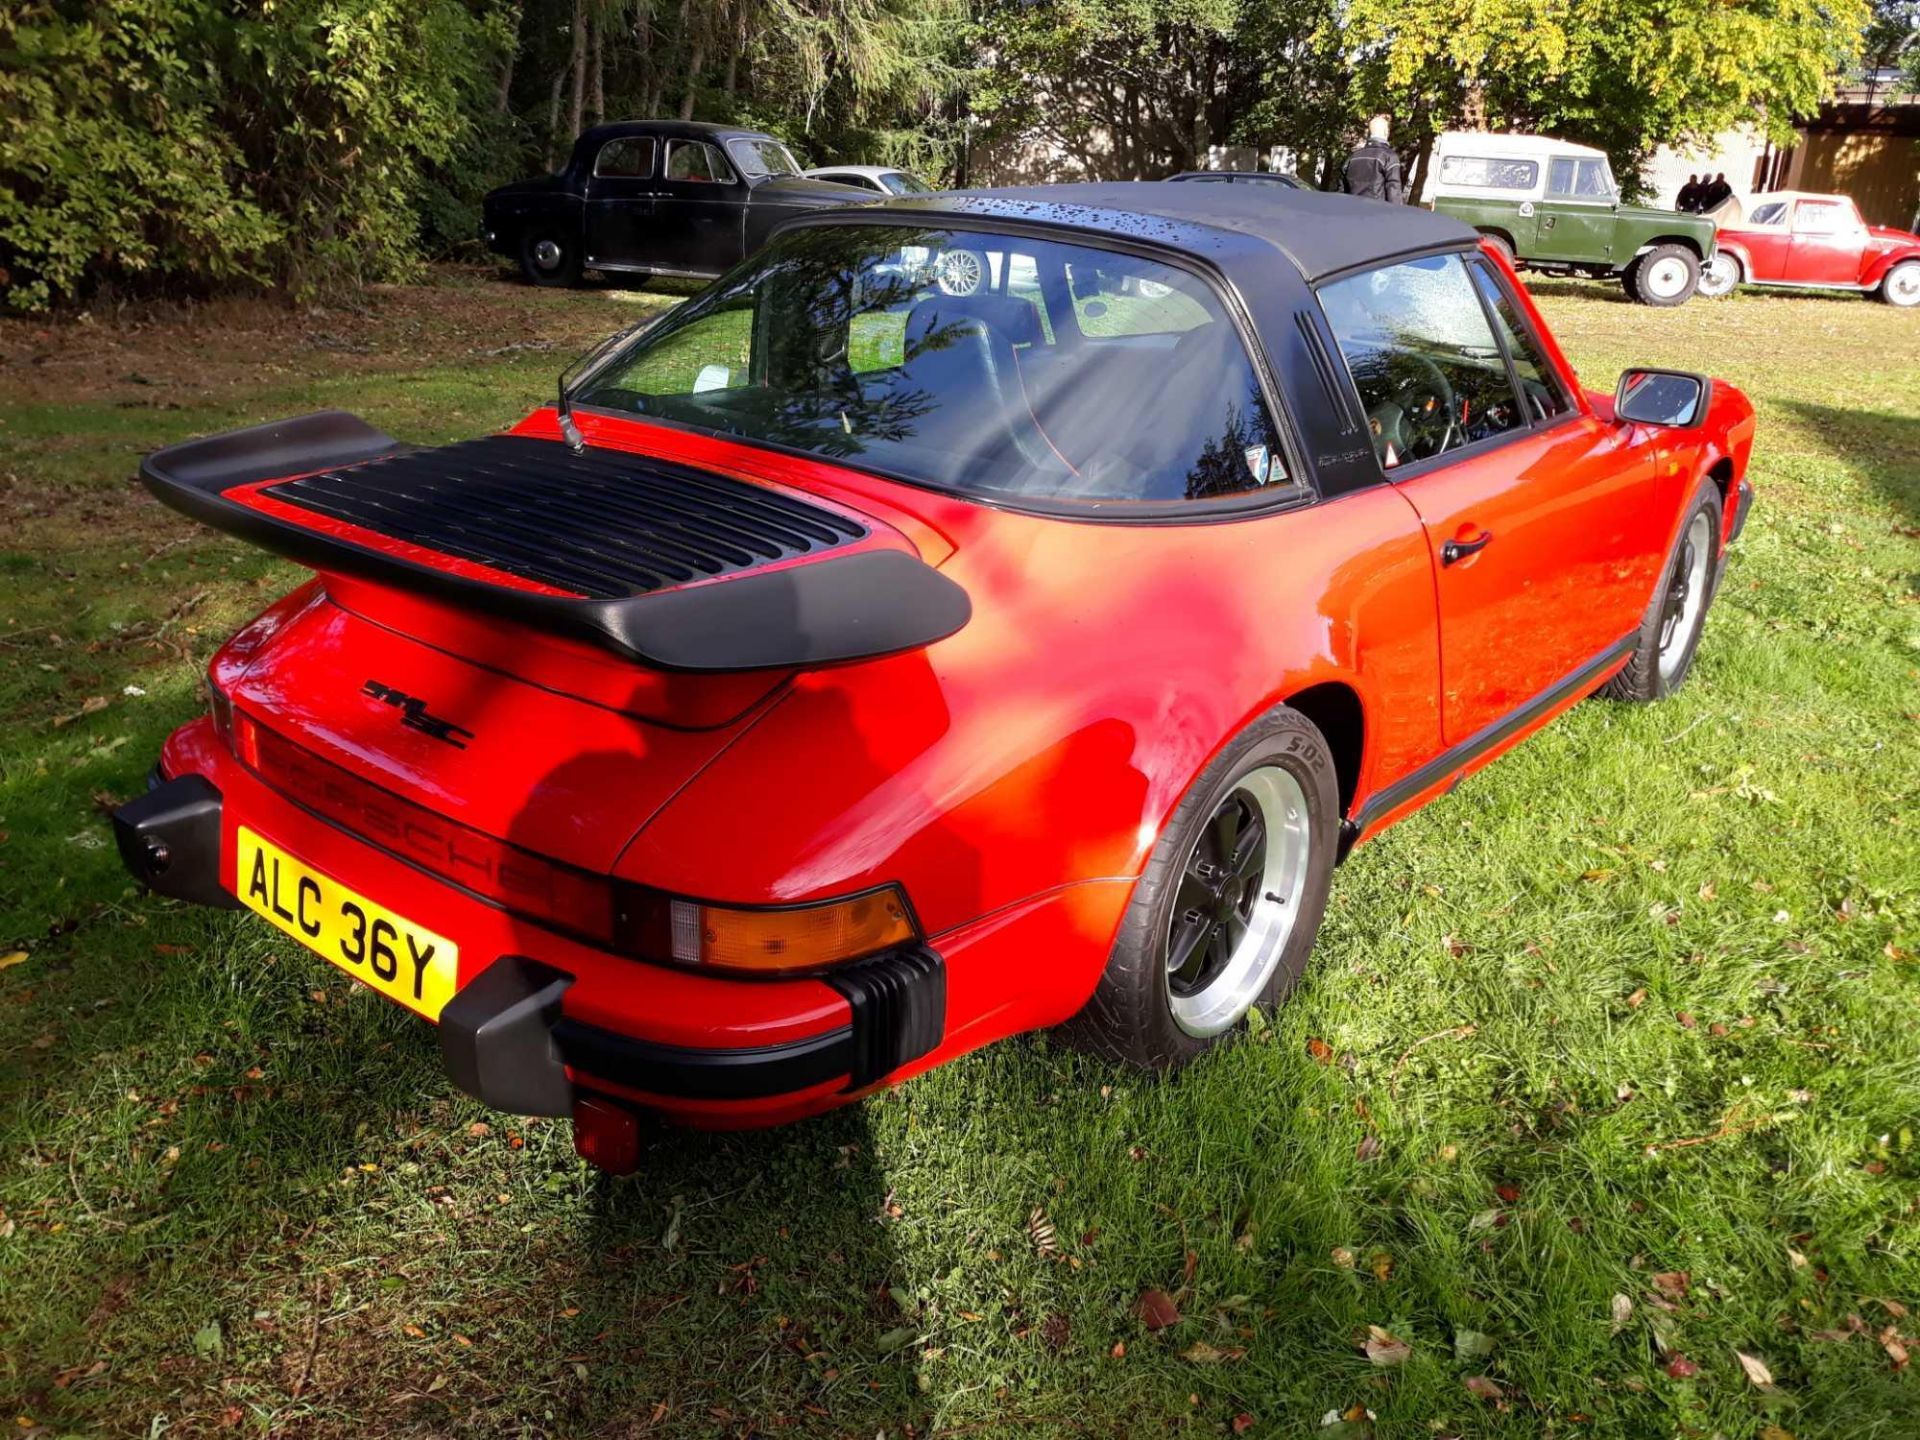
top-left (481, 120), bottom-right (872, 286)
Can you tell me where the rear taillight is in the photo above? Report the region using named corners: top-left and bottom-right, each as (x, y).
top-left (233, 714), bottom-right (918, 976)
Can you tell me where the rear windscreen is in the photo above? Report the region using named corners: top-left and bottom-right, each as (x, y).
top-left (575, 224), bottom-right (1293, 507)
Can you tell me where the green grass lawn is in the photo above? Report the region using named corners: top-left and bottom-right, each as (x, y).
top-left (1, 267), bottom-right (1916, 1439)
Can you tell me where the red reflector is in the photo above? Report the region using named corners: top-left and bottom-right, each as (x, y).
top-left (572, 1095), bottom-right (641, 1175)
top-left (235, 714), bottom-right (616, 944)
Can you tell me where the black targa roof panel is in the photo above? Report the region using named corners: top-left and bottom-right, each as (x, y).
top-left (860, 183), bottom-right (1478, 282)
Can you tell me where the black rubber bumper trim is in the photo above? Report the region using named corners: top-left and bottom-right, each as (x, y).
top-left (1729, 478), bottom-right (1754, 543)
top-left (112, 773), bottom-right (242, 910)
top-left (548, 946), bottom-right (947, 1104)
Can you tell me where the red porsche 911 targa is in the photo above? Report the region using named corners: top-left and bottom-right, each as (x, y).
top-left (116, 185), bottom-right (1756, 1172)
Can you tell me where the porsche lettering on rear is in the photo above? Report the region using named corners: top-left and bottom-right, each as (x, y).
top-left (114, 180), bottom-right (1756, 1173)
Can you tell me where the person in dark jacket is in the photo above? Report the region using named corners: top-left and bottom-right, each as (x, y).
top-left (1702, 173), bottom-right (1733, 212)
top-left (1677, 174), bottom-right (1702, 211)
top-left (1344, 116), bottom-right (1404, 204)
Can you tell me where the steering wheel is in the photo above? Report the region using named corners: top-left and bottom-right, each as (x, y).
top-left (1367, 353), bottom-right (1458, 465)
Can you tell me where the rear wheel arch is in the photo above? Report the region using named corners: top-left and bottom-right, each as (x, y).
top-left (1282, 681), bottom-right (1365, 818)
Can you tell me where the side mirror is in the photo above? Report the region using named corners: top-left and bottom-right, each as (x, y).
top-left (1615, 368), bottom-right (1711, 428)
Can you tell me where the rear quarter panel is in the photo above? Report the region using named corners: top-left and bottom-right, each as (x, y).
top-left (618, 484), bottom-right (1442, 972)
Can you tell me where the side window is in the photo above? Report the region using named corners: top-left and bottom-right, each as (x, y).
top-left (594, 137), bottom-right (656, 179)
top-left (1793, 199), bottom-right (1852, 234)
top-left (1547, 157), bottom-right (1610, 199)
top-left (1438, 156), bottom-right (1540, 190)
top-left (1469, 262), bottom-right (1574, 422)
top-left (1062, 257), bottom-right (1212, 337)
top-left (1319, 253), bottom-right (1528, 470)
top-left (665, 140), bottom-right (737, 185)
top-left (1748, 201), bottom-right (1788, 226)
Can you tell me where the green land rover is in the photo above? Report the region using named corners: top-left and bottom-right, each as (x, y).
top-left (1424, 132), bottom-right (1719, 307)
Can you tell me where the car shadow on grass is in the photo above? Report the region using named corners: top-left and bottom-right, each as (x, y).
top-left (1777, 397), bottom-right (1920, 528)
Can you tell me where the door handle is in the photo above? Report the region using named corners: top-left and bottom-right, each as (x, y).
top-left (1442, 530), bottom-right (1494, 565)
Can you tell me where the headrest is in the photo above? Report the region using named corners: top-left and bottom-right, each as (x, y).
top-left (905, 293), bottom-right (1043, 351)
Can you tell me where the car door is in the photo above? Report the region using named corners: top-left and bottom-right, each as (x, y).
top-left (1534, 156), bottom-right (1618, 265)
top-left (1734, 201), bottom-right (1793, 279)
top-left (1786, 197), bottom-right (1867, 285)
top-left (583, 135), bottom-right (657, 270)
top-left (652, 139), bottom-right (748, 274)
top-left (1318, 252), bottom-right (1665, 744)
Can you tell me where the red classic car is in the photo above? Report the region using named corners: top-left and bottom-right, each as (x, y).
top-left (1697, 190), bottom-right (1920, 304)
top-left (114, 185), bottom-right (1757, 1172)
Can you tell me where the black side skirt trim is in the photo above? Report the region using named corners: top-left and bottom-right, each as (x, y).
top-left (1347, 634), bottom-right (1636, 842)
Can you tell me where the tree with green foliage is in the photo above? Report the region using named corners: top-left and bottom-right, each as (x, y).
top-left (0, 0), bottom-right (509, 309)
top-left (1344, 0), bottom-right (1873, 194)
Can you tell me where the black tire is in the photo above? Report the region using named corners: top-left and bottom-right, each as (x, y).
top-left (520, 232), bottom-right (581, 288)
top-left (1481, 232), bottom-right (1518, 271)
top-left (1876, 259), bottom-right (1920, 307)
top-left (1601, 475), bottom-right (1723, 702)
top-left (1627, 243), bottom-right (1700, 307)
top-left (1059, 706), bottom-right (1340, 1070)
top-left (1620, 258), bottom-right (1644, 303)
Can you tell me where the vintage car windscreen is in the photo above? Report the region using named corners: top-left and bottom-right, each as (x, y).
top-left (574, 224), bottom-right (1293, 506)
top-left (727, 137), bottom-right (801, 178)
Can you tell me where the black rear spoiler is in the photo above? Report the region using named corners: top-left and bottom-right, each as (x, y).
top-left (140, 411), bottom-right (971, 672)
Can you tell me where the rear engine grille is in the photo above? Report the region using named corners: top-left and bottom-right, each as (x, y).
top-left (259, 434), bottom-right (867, 599)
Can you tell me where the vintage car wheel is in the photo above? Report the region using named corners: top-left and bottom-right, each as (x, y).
top-left (1481, 232), bottom-right (1518, 271)
top-left (935, 246), bottom-right (989, 297)
top-left (1061, 706), bottom-right (1338, 1070)
top-left (1877, 260), bottom-right (1920, 307)
top-left (1696, 252), bottom-right (1742, 299)
top-left (1628, 244), bottom-right (1701, 307)
top-left (1602, 475), bottom-right (1723, 702)
top-left (520, 234), bottom-right (582, 288)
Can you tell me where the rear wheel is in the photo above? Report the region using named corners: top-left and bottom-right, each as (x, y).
top-left (1628, 244), bottom-right (1700, 307)
top-left (1697, 252), bottom-right (1742, 299)
top-left (520, 233), bottom-right (581, 288)
top-left (1877, 260), bottom-right (1920, 307)
top-left (1060, 707), bottom-right (1338, 1069)
top-left (1602, 475), bottom-right (1723, 702)
top-left (1481, 232), bottom-right (1518, 271)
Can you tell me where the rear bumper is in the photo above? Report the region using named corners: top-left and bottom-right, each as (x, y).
top-left (113, 750), bottom-right (958, 1126)
top-left (439, 949), bottom-right (945, 1117)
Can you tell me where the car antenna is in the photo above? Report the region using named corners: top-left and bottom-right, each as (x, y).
top-left (555, 368), bottom-right (586, 453)
top-left (554, 311), bottom-right (666, 455)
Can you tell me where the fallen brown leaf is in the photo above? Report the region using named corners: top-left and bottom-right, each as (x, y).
top-left (1733, 1349), bottom-right (1775, 1388)
top-left (1463, 1375), bottom-right (1503, 1401)
top-left (1651, 1271), bottom-right (1690, 1300)
top-left (1363, 1324), bottom-right (1410, 1367)
top-left (1136, 1289), bottom-right (1180, 1331)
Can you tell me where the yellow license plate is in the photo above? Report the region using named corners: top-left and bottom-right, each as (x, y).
top-left (235, 826), bottom-right (459, 1020)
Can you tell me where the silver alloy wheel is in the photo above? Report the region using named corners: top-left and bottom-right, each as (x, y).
top-left (1657, 511), bottom-right (1713, 680)
top-left (936, 248), bottom-right (985, 297)
top-left (1886, 262), bottom-right (1920, 307)
top-left (1163, 766), bottom-right (1312, 1038)
top-left (1641, 254), bottom-right (1692, 301)
top-left (532, 239), bottom-right (564, 272)
top-left (1697, 253), bottom-right (1740, 298)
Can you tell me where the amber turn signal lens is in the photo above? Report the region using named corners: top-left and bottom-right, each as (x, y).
top-left (665, 888), bottom-right (916, 974)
